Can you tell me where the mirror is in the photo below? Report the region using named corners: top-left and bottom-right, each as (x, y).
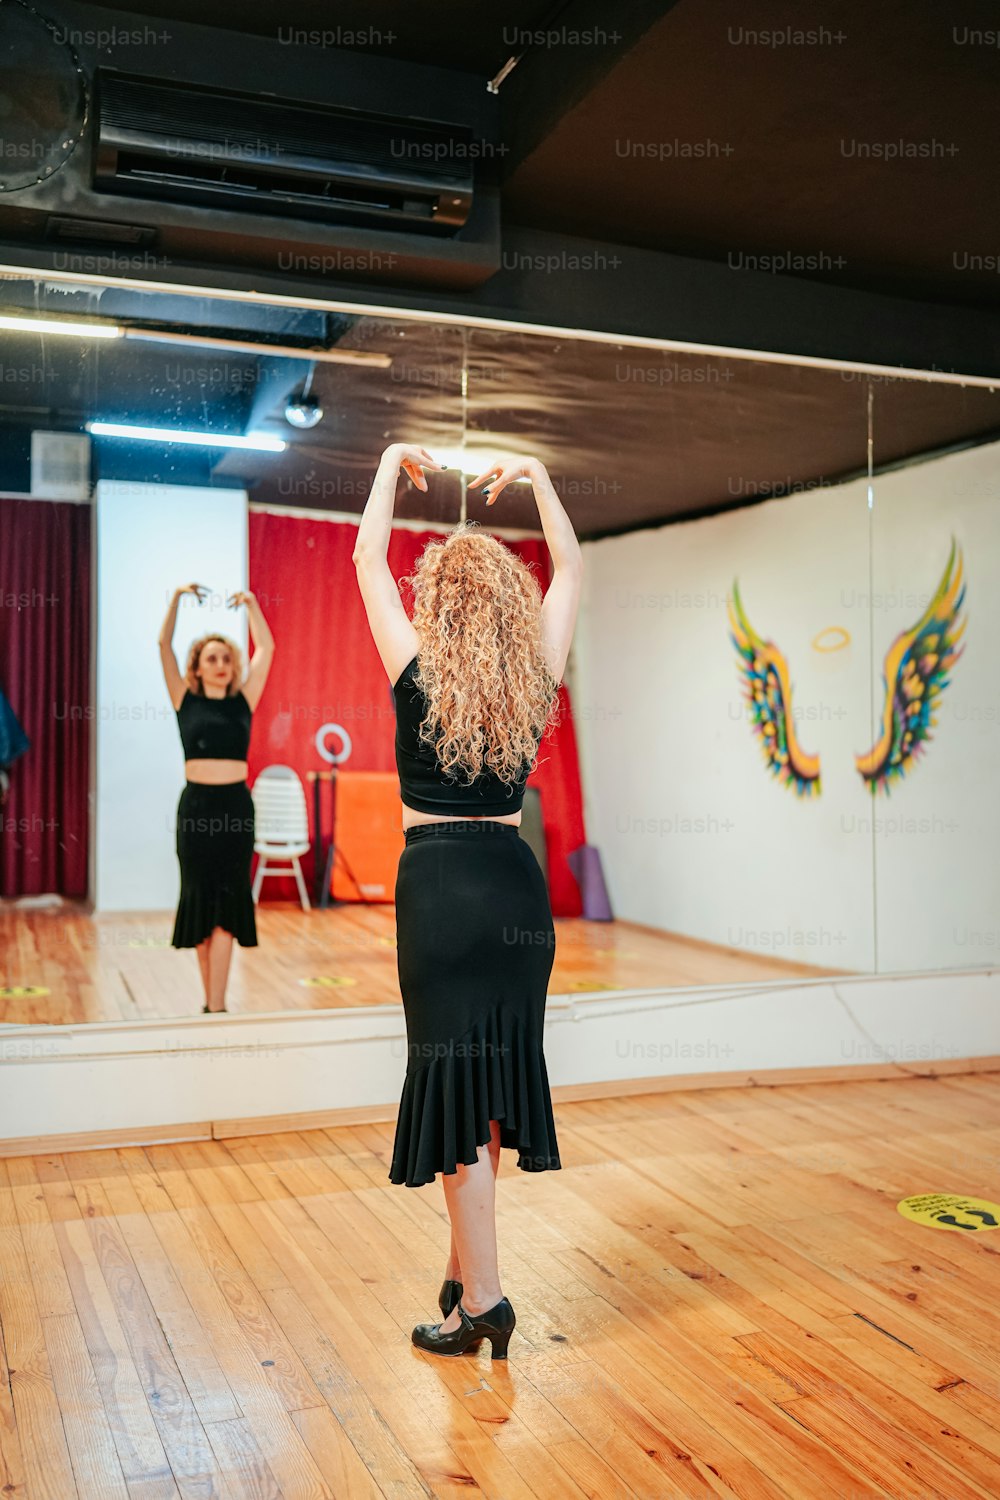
top-left (0, 282), bottom-right (471, 1021)
top-left (466, 329), bottom-right (877, 997)
top-left (865, 374), bottom-right (1000, 986)
top-left (0, 272), bottom-right (924, 1026)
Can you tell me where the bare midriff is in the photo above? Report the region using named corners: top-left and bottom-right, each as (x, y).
top-left (401, 804), bottom-right (521, 831)
top-left (185, 759), bottom-right (249, 785)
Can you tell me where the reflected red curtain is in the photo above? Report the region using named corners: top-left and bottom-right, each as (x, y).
top-left (248, 511), bottom-right (585, 916)
top-left (0, 498), bottom-right (91, 898)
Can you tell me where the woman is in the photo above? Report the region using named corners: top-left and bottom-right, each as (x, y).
top-left (158, 584), bottom-right (275, 1013)
top-left (354, 442), bottom-right (583, 1359)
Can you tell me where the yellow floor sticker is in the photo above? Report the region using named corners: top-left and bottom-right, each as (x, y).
top-left (0, 985), bottom-right (50, 997)
top-left (898, 1193), bottom-right (1000, 1233)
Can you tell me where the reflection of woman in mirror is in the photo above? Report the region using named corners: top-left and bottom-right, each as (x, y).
top-left (158, 585), bottom-right (275, 1013)
top-left (355, 442), bottom-right (583, 1358)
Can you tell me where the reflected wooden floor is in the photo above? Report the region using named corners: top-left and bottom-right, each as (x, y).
top-left (2, 1071), bottom-right (999, 1498)
top-left (0, 903), bottom-right (849, 1027)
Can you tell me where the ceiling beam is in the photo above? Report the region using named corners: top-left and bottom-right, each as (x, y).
top-left (9, 221), bottom-right (999, 381)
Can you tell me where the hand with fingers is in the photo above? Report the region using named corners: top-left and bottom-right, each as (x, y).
top-left (468, 455), bottom-right (541, 506)
top-left (382, 443), bottom-right (447, 493)
top-left (227, 590), bottom-right (256, 609)
top-left (178, 581), bottom-right (209, 604)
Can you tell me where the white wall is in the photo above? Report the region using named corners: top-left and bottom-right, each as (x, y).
top-left (868, 440), bottom-right (1000, 973)
top-left (577, 470), bottom-right (875, 973)
top-left (1, 968), bottom-right (996, 1147)
top-left (575, 438), bottom-right (1000, 978)
top-left (94, 481), bottom-right (248, 912)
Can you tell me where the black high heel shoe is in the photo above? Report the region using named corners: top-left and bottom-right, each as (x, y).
top-left (202, 1004), bottom-right (227, 1013)
top-left (411, 1297), bottom-right (516, 1359)
top-left (438, 1278), bottom-right (463, 1318)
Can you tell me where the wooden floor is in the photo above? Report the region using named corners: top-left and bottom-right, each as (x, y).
top-left (2, 1070), bottom-right (999, 1498)
top-left (0, 903), bottom-right (847, 1026)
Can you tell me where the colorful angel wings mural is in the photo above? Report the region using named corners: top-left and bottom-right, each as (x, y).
top-left (857, 539), bottom-right (967, 795)
top-left (729, 540), bottom-right (966, 798)
top-left (727, 580), bottom-right (822, 798)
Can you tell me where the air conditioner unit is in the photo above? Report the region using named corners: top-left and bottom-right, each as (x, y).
top-left (0, 0), bottom-right (501, 291)
top-left (94, 72), bottom-right (475, 233)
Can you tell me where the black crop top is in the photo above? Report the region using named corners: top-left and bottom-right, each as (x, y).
top-left (393, 655), bottom-right (540, 817)
top-left (176, 688), bottom-right (252, 761)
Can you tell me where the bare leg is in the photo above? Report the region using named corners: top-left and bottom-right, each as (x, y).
top-left (195, 941), bottom-right (211, 1006)
top-left (206, 926), bottom-right (234, 1011)
top-left (439, 1121), bottom-right (504, 1330)
top-left (445, 1124), bottom-right (500, 1280)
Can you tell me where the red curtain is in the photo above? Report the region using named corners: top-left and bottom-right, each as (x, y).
top-left (0, 498), bottom-right (91, 898)
top-left (248, 511), bottom-right (585, 915)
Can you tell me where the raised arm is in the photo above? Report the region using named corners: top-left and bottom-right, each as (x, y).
top-left (353, 443), bottom-right (445, 685)
top-left (353, 442), bottom-right (444, 561)
top-left (469, 456), bottom-right (584, 685)
top-left (158, 582), bottom-right (206, 712)
top-left (529, 461), bottom-right (583, 685)
top-left (523, 459), bottom-right (584, 576)
top-left (229, 591), bottom-right (275, 712)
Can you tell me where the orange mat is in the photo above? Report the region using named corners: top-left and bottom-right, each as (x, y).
top-left (331, 771), bottom-right (404, 902)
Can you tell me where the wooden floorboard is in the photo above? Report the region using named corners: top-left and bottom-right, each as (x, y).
top-left (0, 903), bottom-right (849, 1026)
top-left (2, 1070), bottom-right (999, 1498)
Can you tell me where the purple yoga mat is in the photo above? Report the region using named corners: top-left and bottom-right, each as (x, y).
top-left (566, 844), bottom-right (614, 921)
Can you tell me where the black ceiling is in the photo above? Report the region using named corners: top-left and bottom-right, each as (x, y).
top-left (500, 0), bottom-right (1000, 309)
top-left (83, 0), bottom-right (1000, 310)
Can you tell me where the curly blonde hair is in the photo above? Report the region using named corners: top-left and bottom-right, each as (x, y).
top-left (184, 634), bottom-right (245, 695)
top-left (399, 521), bottom-right (563, 787)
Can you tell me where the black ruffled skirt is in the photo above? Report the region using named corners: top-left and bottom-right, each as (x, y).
top-left (389, 819), bottom-right (561, 1188)
top-left (171, 780), bottom-right (258, 948)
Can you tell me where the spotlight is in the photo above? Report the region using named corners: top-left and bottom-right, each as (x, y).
top-left (285, 392), bottom-right (324, 429)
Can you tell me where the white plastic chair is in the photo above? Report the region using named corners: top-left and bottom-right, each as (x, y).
top-left (251, 765), bottom-right (312, 911)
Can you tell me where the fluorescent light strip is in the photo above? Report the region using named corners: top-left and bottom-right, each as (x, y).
top-left (0, 314), bottom-right (121, 339)
top-left (0, 311), bottom-right (391, 366)
top-left (87, 421), bottom-right (286, 452)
